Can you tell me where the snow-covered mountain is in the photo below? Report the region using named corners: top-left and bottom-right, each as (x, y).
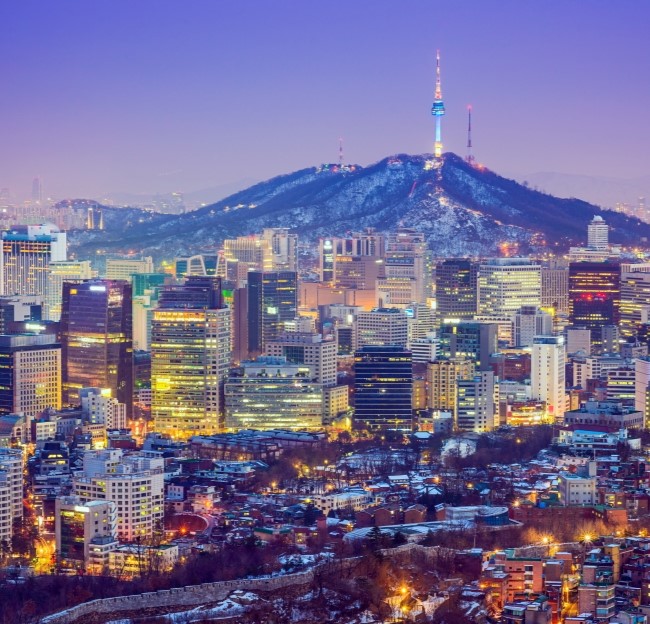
top-left (69, 153), bottom-right (650, 261)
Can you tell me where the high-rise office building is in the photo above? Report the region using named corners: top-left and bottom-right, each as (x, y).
top-left (336, 256), bottom-right (383, 290)
top-left (0, 334), bottom-right (61, 429)
top-left (61, 279), bottom-right (133, 414)
top-left (587, 215), bottom-right (609, 251)
top-left (132, 273), bottom-right (167, 298)
top-left (353, 345), bottom-right (413, 431)
top-left (635, 357), bottom-right (650, 427)
top-left (31, 177), bottom-right (42, 204)
top-left (438, 320), bottom-right (498, 371)
top-left (512, 306), bottom-right (553, 348)
top-left (435, 259), bottom-right (478, 321)
top-left (318, 229), bottom-right (385, 284)
top-left (541, 266), bottom-right (569, 315)
top-left (0, 295), bottom-right (42, 333)
top-left (426, 357), bottom-right (475, 420)
top-left (382, 228), bottom-right (428, 304)
top-left (151, 276), bottom-right (231, 438)
top-left (105, 257), bottom-right (154, 283)
top-left (568, 261), bottom-right (620, 350)
top-left (619, 263), bottom-right (650, 338)
top-left (0, 448), bottom-right (23, 521)
top-left (531, 336), bottom-right (566, 422)
top-left (131, 273), bottom-right (167, 352)
top-left (478, 258), bottom-right (541, 316)
top-left (223, 236), bottom-right (273, 287)
top-left (0, 224), bottom-right (67, 297)
top-left (174, 255), bottom-right (208, 278)
top-left (261, 228), bottom-right (298, 272)
top-left (354, 307), bottom-right (409, 350)
top-left (456, 371), bottom-right (496, 432)
top-left (0, 475), bottom-right (12, 545)
top-left (225, 357), bottom-right (323, 431)
top-left (46, 260), bottom-right (94, 321)
top-left (247, 271), bottom-right (298, 357)
top-left (265, 332), bottom-right (337, 387)
top-left (406, 303), bottom-right (436, 343)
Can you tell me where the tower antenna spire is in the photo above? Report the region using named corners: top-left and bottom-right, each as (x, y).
top-left (466, 105), bottom-right (475, 165)
top-left (339, 137), bottom-right (344, 167)
top-left (431, 49), bottom-right (446, 158)
top-left (435, 50), bottom-right (442, 101)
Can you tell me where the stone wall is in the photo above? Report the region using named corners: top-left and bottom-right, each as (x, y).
top-left (40, 571), bottom-right (316, 624)
top-left (41, 545), bottom-right (442, 624)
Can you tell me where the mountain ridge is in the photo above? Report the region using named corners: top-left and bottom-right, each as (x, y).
top-left (68, 153), bottom-right (650, 261)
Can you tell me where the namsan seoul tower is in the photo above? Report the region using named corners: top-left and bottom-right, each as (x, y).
top-left (431, 50), bottom-right (445, 158)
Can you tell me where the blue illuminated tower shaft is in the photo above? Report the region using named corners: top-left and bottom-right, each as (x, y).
top-left (431, 50), bottom-right (445, 158)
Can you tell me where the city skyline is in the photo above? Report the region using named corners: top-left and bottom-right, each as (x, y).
top-left (2, 1), bottom-right (650, 201)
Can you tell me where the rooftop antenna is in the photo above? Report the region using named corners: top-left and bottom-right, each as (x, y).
top-left (466, 105), bottom-right (475, 165)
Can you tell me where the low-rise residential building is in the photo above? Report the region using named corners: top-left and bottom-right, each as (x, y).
top-left (558, 472), bottom-right (597, 507)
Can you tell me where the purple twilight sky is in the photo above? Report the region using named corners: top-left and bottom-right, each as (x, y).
top-left (1, 0), bottom-right (649, 201)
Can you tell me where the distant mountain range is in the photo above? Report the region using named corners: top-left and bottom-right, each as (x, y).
top-left (100, 178), bottom-right (258, 210)
top-left (509, 170), bottom-right (650, 210)
top-left (68, 153), bottom-right (650, 262)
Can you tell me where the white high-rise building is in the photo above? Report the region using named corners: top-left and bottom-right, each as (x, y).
top-left (265, 332), bottom-right (337, 387)
top-left (410, 333), bottom-right (439, 363)
top-left (456, 371), bottom-right (496, 432)
top-left (635, 357), bottom-right (650, 428)
top-left (80, 387), bottom-right (127, 430)
top-left (478, 258), bottom-right (541, 316)
top-left (382, 229), bottom-right (428, 304)
top-left (46, 260), bottom-right (94, 321)
top-left (73, 450), bottom-right (164, 541)
top-left (0, 448), bottom-right (23, 521)
top-left (354, 308), bottom-right (409, 349)
top-left (0, 474), bottom-right (11, 545)
top-left (513, 306), bottom-right (553, 348)
top-left (223, 236), bottom-right (272, 287)
top-left (587, 215), bottom-right (609, 251)
top-left (105, 257), bottom-right (154, 282)
top-left (0, 224), bottom-right (67, 297)
top-left (262, 228), bottom-right (298, 272)
top-left (531, 335), bottom-right (566, 422)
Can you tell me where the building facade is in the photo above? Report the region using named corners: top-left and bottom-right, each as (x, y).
top-left (151, 277), bottom-right (231, 439)
top-left (353, 346), bottom-right (413, 431)
top-left (60, 279), bottom-right (133, 414)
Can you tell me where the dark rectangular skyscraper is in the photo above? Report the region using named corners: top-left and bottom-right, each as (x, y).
top-left (353, 345), bottom-right (412, 431)
top-left (569, 261), bottom-right (620, 351)
top-left (61, 279), bottom-right (133, 414)
top-left (439, 320), bottom-right (498, 371)
top-left (435, 259), bottom-right (478, 320)
top-left (247, 271), bottom-right (297, 357)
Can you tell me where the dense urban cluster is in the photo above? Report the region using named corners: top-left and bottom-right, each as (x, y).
top-left (0, 209), bottom-right (649, 624)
